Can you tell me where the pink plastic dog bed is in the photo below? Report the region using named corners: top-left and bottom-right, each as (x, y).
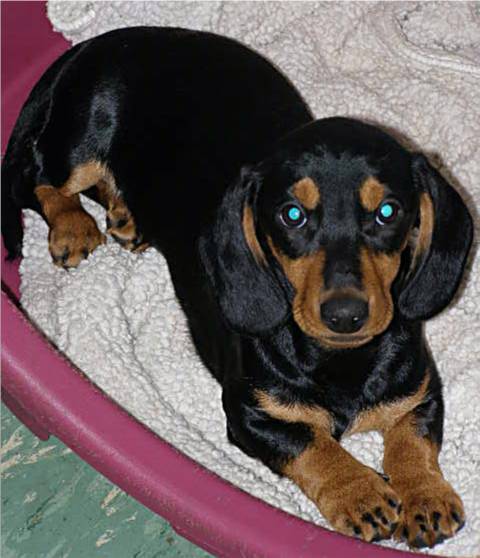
top-left (1, 4), bottom-right (429, 557)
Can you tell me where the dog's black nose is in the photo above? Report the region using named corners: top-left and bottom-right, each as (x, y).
top-left (320, 297), bottom-right (368, 334)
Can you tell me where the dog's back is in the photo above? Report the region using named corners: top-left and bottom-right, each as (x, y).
top-left (2, 27), bottom-right (312, 257)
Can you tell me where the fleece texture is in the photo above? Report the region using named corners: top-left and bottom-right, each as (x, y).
top-left (19, 2), bottom-right (480, 555)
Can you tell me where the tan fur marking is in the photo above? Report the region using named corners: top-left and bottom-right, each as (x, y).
top-left (348, 375), bottom-right (429, 435)
top-left (243, 205), bottom-right (265, 264)
top-left (96, 174), bottom-right (148, 253)
top-left (283, 440), bottom-right (401, 541)
top-left (383, 379), bottom-right (465, 547)
top-left (360, 247), bottom-right (402, 336)
top-left (35, 185), bottom-right (105, 267)
top-left (413, 192), bottom-right (435, 257)
top-left (59, 160), bottom-right (115, 197)
top-left (256, 390), bottom-right (401, 541)
top-left (96, 178), bottom-right (118, 208)
top-left (56, 159), bottom-right (148, 250)
top-left (268, 239), bottom-right (336, 344)
top-left (256, 390), bottom-right (332, 433)
top-left (293, 177), bottom-right (320, 210)
top-left (35, 185), bottom-right (85, 222)
top-left (384, 418), bottom-right (440, 484)
top-left (35, 158), bottom-right (147, 264)
top-left (268, 240), bottom-right (325, 298)
top-left (268, 237), bottom-right (403, 348)
top-left (359, 177), bottom-right (385, 211)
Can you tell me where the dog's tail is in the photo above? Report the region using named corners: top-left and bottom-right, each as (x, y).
top-left (1, 147), bottom-right (25, 260)
top-left (2, 43), bottom-right (91, 261)
top-left (1, 90), bottom-right (45, 261)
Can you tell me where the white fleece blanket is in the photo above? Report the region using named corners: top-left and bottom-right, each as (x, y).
top-left (19, 2), bottom-right (479, 556)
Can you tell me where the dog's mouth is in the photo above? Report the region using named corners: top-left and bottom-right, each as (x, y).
top-left (293, 303), bottom-right (376, 349)
top-left (321, 334), bottom-right (373, 349)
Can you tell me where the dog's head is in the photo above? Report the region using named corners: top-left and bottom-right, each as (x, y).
top-left (200, 118), bottom-right (473, 348)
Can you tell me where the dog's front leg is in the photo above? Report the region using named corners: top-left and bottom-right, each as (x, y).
top-left (228, 394), bottom-right (401, 542)
top-left (284, 426), bottom-right (402, 542)
top-left (383, 396), bottom-right (465, 548)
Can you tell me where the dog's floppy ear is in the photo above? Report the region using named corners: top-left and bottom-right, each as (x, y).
top-left (199, 166), bottom-right (288, 335)
top-left (398, 154), bottom-right (473, 320)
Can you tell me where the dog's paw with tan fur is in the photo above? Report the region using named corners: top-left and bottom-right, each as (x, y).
top-left (319, 468), bottom-right (402, 543)
top-left (393, 476), bottom-right (465, 548)
top-left (49, 210), bottom-right (105, 269)
top-left (106, 205), bottom-right (148, 253)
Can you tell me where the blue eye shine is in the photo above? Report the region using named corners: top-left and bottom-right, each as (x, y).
top-left (288, 207), bottom-right (301, 221)
top-left (280, 203), bottom-right (307, 228)
top-left (380, 204), bottom-right (394, 218)
top-left (376, 201), bottom-right (399, 225)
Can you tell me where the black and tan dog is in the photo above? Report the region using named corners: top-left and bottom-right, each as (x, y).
top-left (2, 27), bottom-right (473, 548)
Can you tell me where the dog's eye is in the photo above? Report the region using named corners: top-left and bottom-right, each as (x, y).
top-left (279, 204), bottom-right (307, 228)
top-left (375, 201), bottom-right (399, 225)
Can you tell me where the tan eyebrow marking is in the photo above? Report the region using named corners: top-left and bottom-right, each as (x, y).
top-left (293, 177), bottom-right (320, 210)
top-left (359, 177), bottom-right (385, 211)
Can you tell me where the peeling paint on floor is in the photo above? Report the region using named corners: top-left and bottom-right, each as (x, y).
top-left (23, 491), bottom-right (37, 504)
top-left (1, 454), bottom-right (23, 475)
top-left (1, 404), bottom-right (213, 558)
top-left (101, 486), bottom-right (121, 509)
top-left (96, 529), bottom-right (115, 547)
top-left (1, 426), bottom-right (24, 456)
top-left (23, 445), bottom-right (57, 464)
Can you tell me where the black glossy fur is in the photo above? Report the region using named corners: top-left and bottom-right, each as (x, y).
top-left (2, 27), bottom-right (473, 544)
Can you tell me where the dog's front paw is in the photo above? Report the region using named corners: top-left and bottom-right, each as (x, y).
top-left (393, 476), bottom-right (465, 548)
top-left (49, 210), bottom-right (105, 268)
top-left (319, 468), bottom-right (402, 543)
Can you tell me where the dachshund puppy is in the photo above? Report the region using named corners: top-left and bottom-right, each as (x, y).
top-left (2, 27), bottom-right (473, 548)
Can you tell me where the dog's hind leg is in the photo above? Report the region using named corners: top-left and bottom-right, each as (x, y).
top-left (34, 161), bottom-right (124, 268)
top-left (96, 180), bottom-right (148, 253)
top-left (59, 160), bottom-right (147, 253)
top-left (35, 184), bottom-right (105, 269)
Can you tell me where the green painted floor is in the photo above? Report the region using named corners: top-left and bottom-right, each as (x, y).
top-left (1, 404), bottom-right (213, 558)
